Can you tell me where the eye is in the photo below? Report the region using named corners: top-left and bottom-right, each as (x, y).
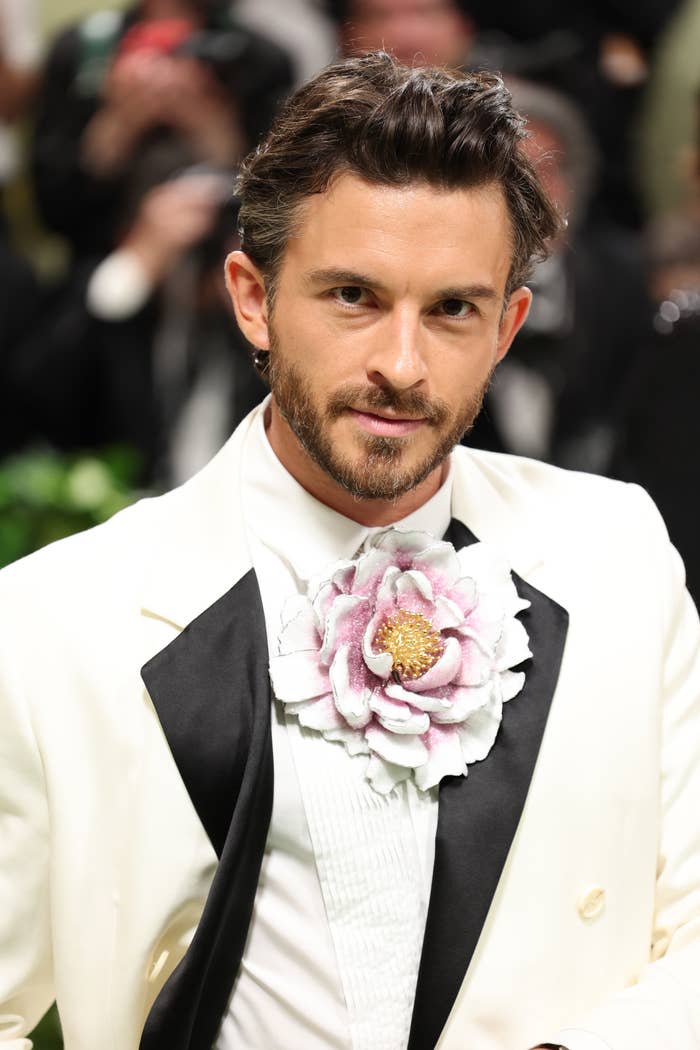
top-left (437, 298), bottom-right (474, 319)
top-left (331, 286), bottom-right (371, 306)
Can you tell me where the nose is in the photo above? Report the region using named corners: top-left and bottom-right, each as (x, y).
top-left (365, 305), bottom-right (429, 391)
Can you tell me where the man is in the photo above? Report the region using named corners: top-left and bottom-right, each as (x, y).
top-left (1, 52), bottom-right (699, 1050)
top-left (31, 0), bottom-right (292, 262)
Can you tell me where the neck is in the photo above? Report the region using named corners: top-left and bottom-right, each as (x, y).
top-left (265, 401), bottom-right (446, 527)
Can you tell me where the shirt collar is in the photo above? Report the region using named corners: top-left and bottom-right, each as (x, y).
top-left (242, 396), bottom-right (454, 583)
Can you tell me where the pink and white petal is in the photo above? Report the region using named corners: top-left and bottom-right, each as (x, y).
top-left (401, 635), bottom-right (461, 692)
top-left (370, 692), bottom-right (430, 734)
top-left (352, 547), bottom-right (394, 592)
top-left (494, 618), bottom-right (532, 671)
top-left (454, 638), bottom-right (495, 681)
top-left (277, 598), bottom-right (321, 655)
top-left (286, 694), bottom-right (345, 732)
top-left (372, 528), bottom-right (434, 563)
top-left (415, 724), bottom-right (468, 790)
top-left (270, 650), bottom-right (330, 702)
top-left (412, 542), bottom-right (461, 586)
top-left (365, 723), bottom-right (428, 768)
top-left (394, 569), bottom-right (434, 603)
top-left (319, 593), bottom-right (369, 664)
top-left (361, 611), bottom-right (394, 679)
top-left (457, 694), bottom-right (503, 764)
top-left (501, 669), bottom-right (526, 702)
top-left (312, 581), bottom-right (341, 625)
top-left (366, 754), bottom-right (412, 795)
top-left (329, 560), bottom-right (357, 593)
top-left (447, 576), bottom-right (478, 615)
top-left (326, 724), bottom-right (370, 755)
top-left (452, 621), bottom-right (495, 657)
top-left (431, 595), bottom-right (464, 631)
top-left (430, 683), bottom-right (492, 724)
top-left (329, 643), bottom-right (373, 728)
top-left (384, 680), bottom-right (451, 713)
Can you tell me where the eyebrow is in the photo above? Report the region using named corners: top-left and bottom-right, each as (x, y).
top-left (303, 267), bottom-right (501, 303)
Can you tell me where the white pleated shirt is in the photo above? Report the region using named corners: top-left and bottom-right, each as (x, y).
top-left (216, 401), bottom-right (453, 1050)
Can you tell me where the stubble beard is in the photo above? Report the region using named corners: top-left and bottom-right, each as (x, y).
top-left (267, 335), bottom-right (491, 502)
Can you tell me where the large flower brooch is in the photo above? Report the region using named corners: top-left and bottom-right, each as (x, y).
top-left (269, 529), bottom-right (531, 794)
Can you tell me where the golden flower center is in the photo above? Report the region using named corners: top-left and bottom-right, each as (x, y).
top-left (375, 610), bottom-right (443, 680)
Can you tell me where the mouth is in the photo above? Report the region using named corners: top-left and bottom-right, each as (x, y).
top-left (347, 408), bottom-right (427, 438)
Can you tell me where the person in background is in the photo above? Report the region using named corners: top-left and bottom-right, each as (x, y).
top-left (0, 0), bottom-right (40, 208)
top-left (8, 170), bottom-right (267, 486)
top-left (467, 79), bottom-right (652, 474)
top-left (330, 0), bottom-right (474, 68)
top-left (31, 0), bottom-right (293, 262)
top-left (235, 0), bottom-right (337, 87)
top-left (11, 0), bottom-right (290, 482)
top-left (327, 0), bottom-right (679, 231)
top-left (612, 85), bottom-right (700, 604)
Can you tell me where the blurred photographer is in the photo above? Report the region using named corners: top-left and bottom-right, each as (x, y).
top-left (10, 168), bottom-right (267, 485)
top-left (32, 0), bottom-right (293, 262)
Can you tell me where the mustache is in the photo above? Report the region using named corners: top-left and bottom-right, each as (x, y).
top-left (326, 384), bottom-right (449, 426)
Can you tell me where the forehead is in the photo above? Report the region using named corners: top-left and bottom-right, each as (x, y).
top-left (280, 172), bottom-right (513, 296)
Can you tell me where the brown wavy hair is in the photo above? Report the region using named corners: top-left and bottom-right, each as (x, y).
top-left (236, 51), bottom-right (562, 300)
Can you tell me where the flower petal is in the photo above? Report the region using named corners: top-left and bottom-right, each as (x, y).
top-left (370, 691), bottom-right (430, 734)
top-left (431, 594), bottom-right (465, 631)
top-left (384, 680), bottom-right (451, 713)
top-left (501, 669), bottom-right (526, 702)
top-left (457, 694), bottom-right (503, 764)
top-left (430, 683), bottom-right (492, 724)
top-left (361, 610), bottom-right (394, 679)
top-left (277, 597), bottom-right (320, 655)
top-left (352, 547), bottom-right (394, 592)
top-left (270, 650), bottom-right (330, 702)
top-left (312, 580), bottom-right (340, 625)
top-left (371, 528), bottom-right (435, 562)
top-left (329, 643), bottom-right (372, 728)
top-left (365, 723), bottom-right (428, 768)
top-left (286, 694), bottom-right (344, 731)
top-left (365, 754), bottom-right (412, 794)
top-left (394, 569), bottom-right (434, 603)
top-left (453, 636), bottom-right (494, 687)
top-left (447, 575), bottom-right (478, 615)
top-left (412, 542), bottom-right (461, 586)
top-left (319, 593), bottom-right (369, 665)
top-left (325, 724), bottom-right (370, 755)
top-left (415, 724), bottom-right (467, 790)
top-left (494, 618), bottom-right (532, 671)
top-left (401, 635), bottom-right (461, 692)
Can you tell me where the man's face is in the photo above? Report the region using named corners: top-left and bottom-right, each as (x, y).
top-left (228, 174), bottom-right (530, 517)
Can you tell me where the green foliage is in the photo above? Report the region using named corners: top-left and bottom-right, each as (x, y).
top-left (0, 446), bottom-right (142, 568)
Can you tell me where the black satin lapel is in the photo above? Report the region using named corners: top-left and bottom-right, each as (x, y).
top-left (140, 569), bottom-right (273, 1050)
top-left (408, 519), bottom-right (569, 1050)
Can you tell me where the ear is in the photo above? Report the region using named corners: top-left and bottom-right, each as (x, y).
top-left (224, 250), bottom-right (270, 349)
top-left (495, 285), bottom-right (532, 363)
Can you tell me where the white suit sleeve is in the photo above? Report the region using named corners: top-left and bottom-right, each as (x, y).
top-left (0, 568), bottom-right (54, 1047)
top-left (552, 486), bottom-right (700, 1050)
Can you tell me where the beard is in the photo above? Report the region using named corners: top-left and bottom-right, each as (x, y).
top-left (267, 333), bottom-right (491, 502)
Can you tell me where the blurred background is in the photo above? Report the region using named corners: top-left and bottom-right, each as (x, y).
top-left (2, 3), bottom-right (700, 1044)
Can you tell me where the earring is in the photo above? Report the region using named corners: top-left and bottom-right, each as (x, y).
top-left (252, 349), bottom-right (271, 378)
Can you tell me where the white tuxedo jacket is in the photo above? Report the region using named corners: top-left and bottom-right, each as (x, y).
top-left (1, 406), bottom-right (699, 1050)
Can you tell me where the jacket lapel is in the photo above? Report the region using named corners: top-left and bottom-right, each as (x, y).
top-left (139, 568), bottom-right (273, 1050)
top-left (407, 518), bottom-right (569, 1050)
